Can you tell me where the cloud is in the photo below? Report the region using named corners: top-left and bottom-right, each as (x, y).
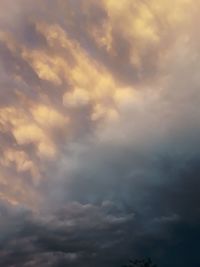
top-left (0, 0), bottom-right (199, 266)
top-left (0, 201), bottom-right (135, 267)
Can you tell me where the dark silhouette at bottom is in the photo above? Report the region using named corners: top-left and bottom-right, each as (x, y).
top-left (122, 258), bottom-right (157, 267)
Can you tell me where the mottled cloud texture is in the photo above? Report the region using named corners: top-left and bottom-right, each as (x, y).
top-left (0, 0), bottom-right (200, 266)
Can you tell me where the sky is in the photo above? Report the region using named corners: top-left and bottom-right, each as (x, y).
top-left (0, 0), bottom-right (200, 266)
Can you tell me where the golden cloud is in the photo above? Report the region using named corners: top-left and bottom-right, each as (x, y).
top-left (0, 0), bottom-right (196, 209)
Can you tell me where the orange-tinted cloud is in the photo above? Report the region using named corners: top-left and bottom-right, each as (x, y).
top-left (0, 0), bottom-right (197, 209)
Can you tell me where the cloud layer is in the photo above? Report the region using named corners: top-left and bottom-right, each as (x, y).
top-left (0, 0), bottom-right (200, 266)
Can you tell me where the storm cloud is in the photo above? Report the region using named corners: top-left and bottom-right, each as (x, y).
top-left (0, 0), bottom-right (200, 266)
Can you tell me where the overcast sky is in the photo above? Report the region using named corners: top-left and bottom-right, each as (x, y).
top-left (0, 1), bottom-right (200, 266)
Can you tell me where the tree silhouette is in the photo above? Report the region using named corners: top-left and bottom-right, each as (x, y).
top-left (122, 258), bottom-right (157, 267)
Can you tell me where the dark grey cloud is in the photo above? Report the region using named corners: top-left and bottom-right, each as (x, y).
top-left (1, 151), bottom-right (200, 267)
top-left (0, 201), bottom-right (136, 267)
